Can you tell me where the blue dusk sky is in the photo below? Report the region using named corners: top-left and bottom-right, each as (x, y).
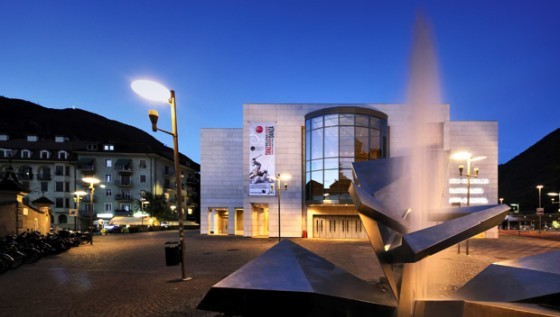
top-left (1, 0), bottom-right (559, 164)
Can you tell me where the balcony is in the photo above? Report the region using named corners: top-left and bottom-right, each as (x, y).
top-left (77, 158), bottom-right (95, 172)
top-left (37, 174), bottom-right (51, 181)
top-left (114, 159), bottom-right (132, 174)
top-left (114, 180), bottom-right (133, 187)
top-left (115, 194), bottom-right (133, 202)
top-left (17, 172), bottom-right (33, 180)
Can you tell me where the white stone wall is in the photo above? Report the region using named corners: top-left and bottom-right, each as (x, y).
top-left (200, 128), bottom-right (244, 234)
top-left (446, 121), bottom-right (499, 238)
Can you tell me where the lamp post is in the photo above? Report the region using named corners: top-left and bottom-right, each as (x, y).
top-left (82, 177), bottom-right (100, 245)
top-left (73, 190), bottom-right (87, 231)
top-left (536, 185), bottom-right (544, 233)
top-left (132, 79), bottom-right (190, 281)
top-left (451, 151), bottom-right (486, 255)
top-left (272, 173), bottom-right (290, 242)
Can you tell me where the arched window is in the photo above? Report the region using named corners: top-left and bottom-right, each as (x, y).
top-left (40, 150), bottom-right (50, 159)
top-left (21, 149), bottom-right (32, 158)
top-left (17, 165), bottom-right (33, 180)
top-left (58, 151), bottom-right (68, 160)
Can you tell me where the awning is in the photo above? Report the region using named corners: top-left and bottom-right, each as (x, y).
top-left (77, 158), bottom-right (94, 167)
top-left (115, 159), bottom-right (131, 166)
top-left (109, 216), bottom-right (159, 226)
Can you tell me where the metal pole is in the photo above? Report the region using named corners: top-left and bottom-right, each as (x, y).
top-left (89, 185), bottom-right (94, 245)
top-left (464, 159), bottom-right (471, 255)
top-left (277, 174), bottom-right (281, 243)
top-left (170, 91), bottom-right (189, 281)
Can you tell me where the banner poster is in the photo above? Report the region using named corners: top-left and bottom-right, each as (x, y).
top-left (249, 122), bottom-right (275, 196)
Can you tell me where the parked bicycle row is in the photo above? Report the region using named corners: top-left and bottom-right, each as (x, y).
top-left (0, 229), bottom-right (91, 274)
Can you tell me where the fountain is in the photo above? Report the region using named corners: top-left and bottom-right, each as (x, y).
top-left (198, 12), bottom-right (560, 317)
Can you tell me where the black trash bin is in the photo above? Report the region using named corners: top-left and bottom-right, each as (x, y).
top-left (164, 241), bottom-right (181, 266)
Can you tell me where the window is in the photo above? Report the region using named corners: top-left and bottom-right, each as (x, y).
top-left (65, 166), bottom-right (70, 176)
top-left (120, 204), bottom-right (131, 211)
top-left (41, 182), bottom-right (48, 192)
top-left (65, 198), bottom-right (70, 208)
top-left (105, 188), bottom-right (112, 196)
top-left (55, 166), bottom-right (64, 176)
top-left (56, 198), bottom-right (64, 208)
top-left (27, 135), bottom-right (38, 142)
top-left (304, 107), bottom-right (388, 204)
top-left (105, 174), bottom-right (112, 182)
top-left (65, 182), bottom-right (70, 192)
top-left (1, 149), bottom-right (13, 158)
top-left (103, 144), bottom-right (114, 151)
top-left (55, 182), bottom-right (64, 192)
top-left (105, 159), bottom-right (112, 167)
top-left (104, 203), bottom-right (112, 212)
top-left (0, 134), bottom-right (7, 141)
top-left (140, 175), bottom-right (146, 183)
top-left (40, 150), bottom-right (50, 159)
top-left (58, 151), bottom-right (68, 160)
top-left (58, 215), bottom-right (67, 224)
top-left (21, 150), bottom-right (31, 158)
top-left (87, 144), bottom-right (98, 151)
top-left (139, 160), bottom-right (147, 168)
top-left (55, 136), bottom-right (65, 143)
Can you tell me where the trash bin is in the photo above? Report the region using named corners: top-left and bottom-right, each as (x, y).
top-left (164, 241), bottom-right (181, 266)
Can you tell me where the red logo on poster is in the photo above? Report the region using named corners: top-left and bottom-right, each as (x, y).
top-left (255, 126), bottom-right (263, 133)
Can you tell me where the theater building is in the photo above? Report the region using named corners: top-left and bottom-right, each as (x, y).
top-left (200, 103), bottom-right (498, 239)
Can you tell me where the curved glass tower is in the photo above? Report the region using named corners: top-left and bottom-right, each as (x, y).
top-left (305, 107), bottom-right (388, 204)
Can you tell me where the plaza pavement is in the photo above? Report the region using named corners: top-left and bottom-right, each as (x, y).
top-left (0, 229), bottom-right (559, 317)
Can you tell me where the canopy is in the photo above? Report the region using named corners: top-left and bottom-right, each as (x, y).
top-left (109, 216), bottom-right (159, 226)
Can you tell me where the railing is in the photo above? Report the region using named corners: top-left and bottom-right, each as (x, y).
top-left (114, 180), bottom-right (133, 187)
top-left (115, 194), bottom-right (133, 201)
top-left (114, 165), bottom-right (132, 173)
top-left (37, 174), bottom-right (51, 181)
top-left (17, 172), bottom-right (33, 180)
top-left (78, 164), bottom-right (95, 171)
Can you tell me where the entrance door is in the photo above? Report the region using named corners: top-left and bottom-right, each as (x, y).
top-left (313, 215), bottom-right (367, 239)
top-left (235, 209), bottom-right (244, 235)
top-left (251, 204), bottom-right (269, 237)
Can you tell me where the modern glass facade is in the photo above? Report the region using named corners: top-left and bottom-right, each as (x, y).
top-left (305, 107), bottom-right (388, 204)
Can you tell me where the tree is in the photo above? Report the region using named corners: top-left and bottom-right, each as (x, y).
top-left (136, 192), bottom-right (177, 221)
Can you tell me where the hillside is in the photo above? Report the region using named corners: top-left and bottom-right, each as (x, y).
top-left (498, 128), bottom-right (560, 213)
top-left (0, 96), bottom-right (198, 169)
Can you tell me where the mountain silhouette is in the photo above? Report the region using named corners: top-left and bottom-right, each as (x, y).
top-left (499, 128), bottom-right (560, 213)
top-left (0, 96), bottom-right (198, 169)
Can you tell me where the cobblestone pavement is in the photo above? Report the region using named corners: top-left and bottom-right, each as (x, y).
top-left (1, 230), bottom-right (559, 317)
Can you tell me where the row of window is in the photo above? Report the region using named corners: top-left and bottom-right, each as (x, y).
top-left (0, 149), bottom-right (69, 160)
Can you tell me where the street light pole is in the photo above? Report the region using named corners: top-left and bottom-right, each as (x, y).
top-left (132, 79), bottom-right (190, 281)
top-left (272, 173), bottom-right (289, 243)
top-left (452, 152), bottom-right (485, 255)
top-left (537, 185), bottom-right (544, 233)
top-left (74, 191), bottom-right (86, 231)
top-left (82, 177), bottom-right (100, 245)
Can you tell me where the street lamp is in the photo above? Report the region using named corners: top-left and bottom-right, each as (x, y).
top-left (272, 173), bottom-right (290, 242)
top-left (82, 177), bottom-right (100, 245)
top-left (548, 192), bottom-right (560, 212)
top-left (451, 151), bottom-right (486, 255)
top-left (73, 190), bottom-right (87, 231)
top-left (537, 185), bottom-right (544, 233)
top-left (132, 79), bottom-right (190, 281)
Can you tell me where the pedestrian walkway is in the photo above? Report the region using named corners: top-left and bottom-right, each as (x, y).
top-left (0, 230), bottom-right (558, 317)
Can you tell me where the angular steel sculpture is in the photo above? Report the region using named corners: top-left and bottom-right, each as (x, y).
top-left (350, 158), bottom-right (511, 301)
top-left (197, 239), bottom-right (396, 316)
